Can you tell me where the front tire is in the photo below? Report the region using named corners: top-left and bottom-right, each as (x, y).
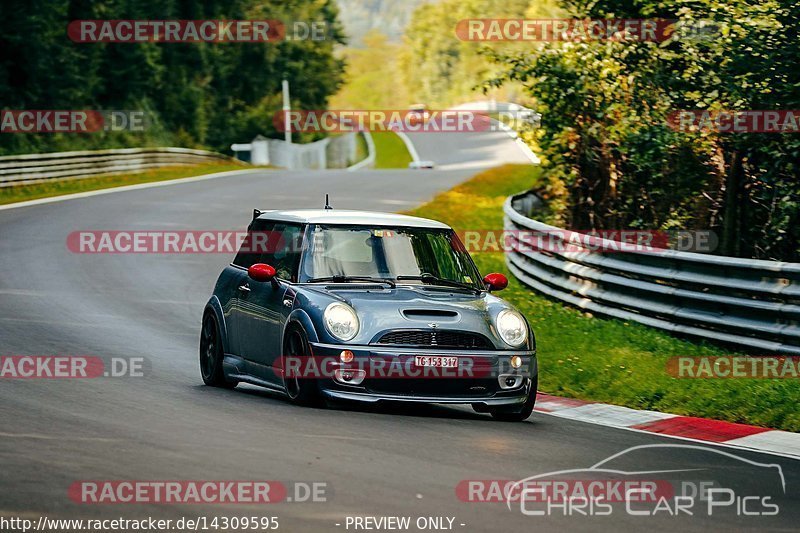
top-left (200, 313), bottom-right (237, 388)
top-left (282, 326), bottom-right (321, 407)
top-left (489, 375), bottom-right (537, 422)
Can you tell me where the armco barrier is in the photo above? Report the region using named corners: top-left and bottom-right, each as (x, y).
top-left (0, 147), bottom-right (236, 187)
top-left (347, 132), bottom-right (375, 171)
top-left (504, 191), bottom-right (800, 355)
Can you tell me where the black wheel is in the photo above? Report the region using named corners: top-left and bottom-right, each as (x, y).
top-left (200, 313), bottom-right (237, 388)
top-left (283, 326), bottom-right (321, 406)
top-left (490, 375), bottom-right (537, 422)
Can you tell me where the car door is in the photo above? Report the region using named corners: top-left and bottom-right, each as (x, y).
top-left (238, 221), bottom-right (305, 374)
top-left (224, 225), bottom-right (264, 357)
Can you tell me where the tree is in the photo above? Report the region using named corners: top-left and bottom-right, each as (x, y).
top-left (0, 0), bottom-right (346, 154)
top-left (485, 0), bottom-right (800, 260)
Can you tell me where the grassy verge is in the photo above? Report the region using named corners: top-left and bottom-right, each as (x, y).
top-left (404, 164), bottom-right (800, 432)
top-left (0, 163), bottom-right (250, 206)
top-left (371, 132), bottom-right (413, 169)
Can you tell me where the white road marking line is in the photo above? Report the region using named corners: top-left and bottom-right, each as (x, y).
top-left (0, 432), bottom-right (119, 441)
top-left (0, 169), bottom-right (264, 212)
top-left (296, 434), bottom-right (380, 441)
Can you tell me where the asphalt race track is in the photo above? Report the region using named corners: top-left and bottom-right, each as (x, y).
top-left (404, 126), bottom-right (533, 170)
top-left (1, 135), bottom-right (799, 531)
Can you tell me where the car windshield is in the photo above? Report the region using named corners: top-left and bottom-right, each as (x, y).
top-left (300, 225), bottom-right (483, 290)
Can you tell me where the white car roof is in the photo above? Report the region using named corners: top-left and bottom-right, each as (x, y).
top-left (256, 209), bottom-right (451, 229)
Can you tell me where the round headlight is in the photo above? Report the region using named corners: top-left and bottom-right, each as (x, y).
top-left (496, 309), bottom-right (528, 347)
top-left (324, 303), bottom-right (359, 342)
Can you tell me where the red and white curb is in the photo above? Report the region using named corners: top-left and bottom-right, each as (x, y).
top-left (534, 393), bottom-right (800, 459)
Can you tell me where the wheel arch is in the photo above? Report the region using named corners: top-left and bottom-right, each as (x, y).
top-left (283, 308), bottom-right (319, 348)
top-left (203, 296), bottom-right (231, 354)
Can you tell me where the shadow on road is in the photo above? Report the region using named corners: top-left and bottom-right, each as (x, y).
top-left (194, 382), bottom-right (537, 423)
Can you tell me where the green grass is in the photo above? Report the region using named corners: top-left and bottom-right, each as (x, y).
top-left (404, 164), bottom-right (800, 432)
top-left (0, 163), bottom-right (250, 206)
top-left (371, 132), bottom-right (413, 169)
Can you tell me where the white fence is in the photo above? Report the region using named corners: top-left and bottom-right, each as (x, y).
top-left (232, 132), bottom-right (364, 170)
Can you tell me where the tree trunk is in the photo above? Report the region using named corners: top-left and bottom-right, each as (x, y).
top-left (721, 150), bottom-right (743, 256)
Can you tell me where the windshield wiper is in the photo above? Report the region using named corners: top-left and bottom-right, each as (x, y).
top-left (396, 274), bottom-right (481, 294)
top-left (307, 276), bottom-right (396, 288)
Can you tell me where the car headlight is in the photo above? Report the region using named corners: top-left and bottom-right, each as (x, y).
top-left (496, 309), bottom-right (527, 347)
top-left (324, 303), bottom-right (359, 342)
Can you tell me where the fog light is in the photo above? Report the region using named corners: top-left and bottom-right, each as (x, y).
top-left (340, 350), bottom-right (354, 363)
top-left (334, 369), bottom-right (365, 385)
top-left (510, 355), bottom-right (523, 369)
top-left (498, 374), bottom-right (523, 390)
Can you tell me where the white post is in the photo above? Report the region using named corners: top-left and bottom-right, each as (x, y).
top-left (250, 138), bottom-right (269, 165)
top-left (282, 79), bottom-right (292, 145)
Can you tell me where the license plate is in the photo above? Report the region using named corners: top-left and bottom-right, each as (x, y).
top-left (414, 355), bottom-right (458, 368)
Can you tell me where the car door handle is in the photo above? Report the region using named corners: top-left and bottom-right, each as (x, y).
top-left (238, 284), bottom-right (251, 293)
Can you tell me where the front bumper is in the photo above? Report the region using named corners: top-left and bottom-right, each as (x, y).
top-left (309, 341), bottom-right (537, 406)
top-left (322, 387), bottom-right (531, 407)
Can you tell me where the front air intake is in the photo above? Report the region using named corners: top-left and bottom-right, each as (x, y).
top-left (375, 330), bottom-right (492, 349)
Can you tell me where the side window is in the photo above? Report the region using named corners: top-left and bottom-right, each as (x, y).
top-left (262, 223), bottom-right (304, 282)
top-left (232, 219), bottom-right (275, 269)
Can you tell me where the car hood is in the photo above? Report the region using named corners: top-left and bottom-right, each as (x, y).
top-left (298, 284), bottom-right (528, 350)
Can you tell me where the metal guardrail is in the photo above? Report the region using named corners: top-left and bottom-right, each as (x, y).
top-left (347, 132), bottom-right (375, 171)
top-left (0, 147), bottom-right (235, 187)
top-left (504, 191), bottom-right (800, 355)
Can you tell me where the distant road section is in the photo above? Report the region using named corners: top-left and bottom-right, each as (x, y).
top-left (403, 102), bottom-right (536, 170)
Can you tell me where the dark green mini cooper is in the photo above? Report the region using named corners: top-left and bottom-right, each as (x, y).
top-left (200, 209), bottom-right (537, 421)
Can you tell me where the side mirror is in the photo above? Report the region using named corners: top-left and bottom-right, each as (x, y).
top-left (248, 263), bottom-right (276, 282)
top-left (483, 273), bottom-right (508, 292)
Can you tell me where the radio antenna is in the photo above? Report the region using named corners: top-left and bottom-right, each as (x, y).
top-left (324, 194), bottom-right (333, 210)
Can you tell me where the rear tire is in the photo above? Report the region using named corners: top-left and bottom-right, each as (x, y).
top-left (283, 326), bottom-right (321, 407)
top-left (489, 375), bottom-right (537, 422)
top-left (200, 313), bottom-right (237, 389)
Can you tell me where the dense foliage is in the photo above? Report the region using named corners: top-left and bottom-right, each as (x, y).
top-left (400, 0), bottom-right (561, 108)
top-left (334, 0), bottom-right (430, 47)
top-left (484, 0), bottom-right (800, 260)
top-left (0, 0), bottom-right (346, 155)
top-left (329, 31), bottom-right (409, 109)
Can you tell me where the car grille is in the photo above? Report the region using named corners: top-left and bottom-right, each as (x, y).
top-left (375, 330), bottom-right (492, 349)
